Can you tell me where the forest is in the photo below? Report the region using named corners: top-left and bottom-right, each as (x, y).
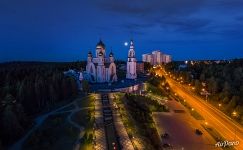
top-left (165, 59), bottom-right (243, 124)
top-left (0, 61), bottom-right (86, 148)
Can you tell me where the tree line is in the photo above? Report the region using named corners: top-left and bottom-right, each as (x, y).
top-left (125, 94), bottom-right (163, 150)
top-left (0, 61), bottom-right (85, 148)
top-left (165, 59), bottom-right (243, 124)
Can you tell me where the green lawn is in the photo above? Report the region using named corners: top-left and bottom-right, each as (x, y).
top-left (72, 109), bottom-right (94, 128)
top-left (190, 110), bottom-right (204, 120)
top-left (145, 83), bottom-right (167, 96)
top-left (23, 113), bottom-right (79, 150)
top-left (72, 95), bottom-right (95, 150)
top-left (79, 144), bottom-right (93, 150)
top-left (76, 95), bottom-right (95, 108)
top-left (23, 94), bottom-right (96, 150)
top-left (114, 93), bottom-right (155, 150)
top-left (57, 104), bottom-right (75, 112)
top-left (178, 97), bottom-right (205, 120)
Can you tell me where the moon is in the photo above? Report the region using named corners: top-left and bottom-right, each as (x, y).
top-left (124, 42), bottom-right (128, 46)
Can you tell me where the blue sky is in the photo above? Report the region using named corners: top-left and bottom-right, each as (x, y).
top-left (0, 0), bottom-right (243, 62)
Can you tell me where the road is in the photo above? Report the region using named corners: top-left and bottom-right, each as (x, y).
top-left (163, 74), bottom-right (243, 149)
top-left (151, 92), bottom-right (218, 150)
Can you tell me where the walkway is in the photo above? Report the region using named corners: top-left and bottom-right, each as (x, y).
top-left (93, 94), bottom-right (108, 150)
top-left (109, 93), bottom-right (134, 150)
top-left (10, 97), bottom-right (90, 150)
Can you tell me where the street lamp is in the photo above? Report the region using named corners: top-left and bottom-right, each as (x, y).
top-left (218, 103), bottom-right (222, 108)
top-left (232, 111), bottom-right (237, 117)
top-left (232, 111), bottom-right (237, 140)
top-left (201, 88), bottom-right (210, 101)
top-left (205, 121), bottom-right (208, 125)
top-left (191, 108), bottom-right (194, 111)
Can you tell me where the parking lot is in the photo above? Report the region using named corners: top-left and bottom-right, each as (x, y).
top-left (153, 99), bottom-right (220, 150)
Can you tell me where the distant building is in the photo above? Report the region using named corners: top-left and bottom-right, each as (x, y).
top-left (178, 64), bottom-right (187, 70)
top-left (142, 54), bottom-right (152, 63)
top-left (142, 50), bottom-right (171, 65)
top-left (136, 61), bottom-right (144, 73)
top-left (126, 40), bottom-right (137, 79)
top-left (85, 40), bottom-right (118, 83)
top-left (152, 50), bottom-right (162, 65)
top-left (162, 54), bottom-right (172, 64)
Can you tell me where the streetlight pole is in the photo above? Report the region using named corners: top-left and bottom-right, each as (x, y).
top-left (232, 111), bottom-right (237, 140)
top-left (201, 88), bottom-right (210, 102)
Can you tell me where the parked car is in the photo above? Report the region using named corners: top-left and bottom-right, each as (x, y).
top-left (161, 132), bottom-right (169, 138)
top-left (195, 129), bottom-right (203, 135)
top-left (163, 143), bottom-right (172, 148)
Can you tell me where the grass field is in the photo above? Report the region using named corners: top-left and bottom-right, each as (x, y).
top-left (23, 113), bottom-right (79, 150)
top-left (73, 95), bottom-right (95, 150)
top-left (57, 104), bottom-right (75, 112)
top-left (76, 95), bottom-right (94, 108)
top-left (177, 97), bottom-right (205, 120)
top-left (23, 94), bottom-right (95, 150)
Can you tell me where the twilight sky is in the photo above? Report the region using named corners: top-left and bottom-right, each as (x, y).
top-left (0, 0), bottom-right (243, 62)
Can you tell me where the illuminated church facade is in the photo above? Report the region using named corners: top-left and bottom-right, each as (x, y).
top-left (85, 40), bottom-right (118, 83)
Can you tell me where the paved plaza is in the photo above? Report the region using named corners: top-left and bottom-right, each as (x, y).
top-left (153, 98), bottom-right (220, 150)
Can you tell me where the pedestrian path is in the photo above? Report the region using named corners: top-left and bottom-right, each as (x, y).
top-left (109, 93), bottom-right (134, 150)
top-left (94, 94), bottom-right (108, 150)
top-left (10, 97), bottom-right (90, 150)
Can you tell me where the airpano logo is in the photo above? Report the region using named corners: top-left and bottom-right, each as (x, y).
top-left (215, 140), bottom-right (239, 148)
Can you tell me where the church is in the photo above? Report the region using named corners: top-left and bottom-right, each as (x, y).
top-left (85, 40), bottom-right (118, 83)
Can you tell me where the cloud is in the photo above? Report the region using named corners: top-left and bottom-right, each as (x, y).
top-left (122, 23), bottom-right (153, 30)
top-left (157, 17), bottom-right (211, 33)
top-left (93, 0), bottom-right (211, 36)
top-left (211, 0), bottom-right (243, 10)
top-left (95, 0), bottom-right (206, 17)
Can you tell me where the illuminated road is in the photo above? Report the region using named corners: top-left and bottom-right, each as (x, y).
top-left (163, 74), bottom-right (243, 149)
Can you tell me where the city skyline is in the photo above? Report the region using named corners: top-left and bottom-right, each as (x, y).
top-left (1, 0), bottom-right (243, 62)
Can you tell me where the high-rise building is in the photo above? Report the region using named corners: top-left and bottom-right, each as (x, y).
top-left (142, 50), bottom-right (171, 64)
top-left (142, 54), bottom-right (147, 62)
top-left (152, 50), bottom-right (162, 65)
top-left (163, 54), bottom-right (172, 63)
top-left (136, 61), bottom-right (144, 73)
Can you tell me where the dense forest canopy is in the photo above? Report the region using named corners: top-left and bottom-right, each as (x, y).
top-left (0, 60), bottom-right (128, 148)
top-left (0, 61), bottom-right (86, 147)
top-left (165, 59), bottom-right (243, 124)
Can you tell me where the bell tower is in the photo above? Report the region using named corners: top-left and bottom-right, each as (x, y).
top-left (126, 39), bottom-right (137, 79)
